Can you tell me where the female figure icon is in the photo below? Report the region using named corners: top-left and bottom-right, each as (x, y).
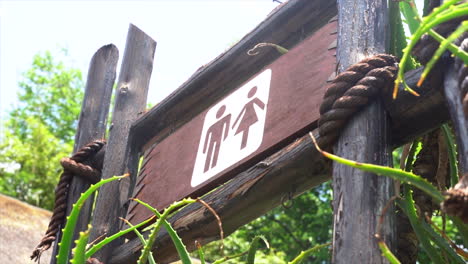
top-left (232, 86), bottom-right (265, 149)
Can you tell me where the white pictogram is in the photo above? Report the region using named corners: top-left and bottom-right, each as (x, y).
top-left (191, 69), bottom-right (272, 187)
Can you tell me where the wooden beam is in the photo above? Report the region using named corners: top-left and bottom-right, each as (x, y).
top-left (111, 131), bottom-right (331, 264)
top-left (385, 67), bottom-right (447, 147)
top-left (109, 67), bottom-right (447, 264)
top-left (332, 0), bottom-right (395, 263)
top-left (50, 44), bottom-right (118, 264)
top-left (88, 24), bottom-right (156, 262)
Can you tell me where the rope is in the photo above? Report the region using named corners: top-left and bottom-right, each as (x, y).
top-left (317, 54), bottom-right (398, 147)
top-left (31, 140), bottom-right (106, 261)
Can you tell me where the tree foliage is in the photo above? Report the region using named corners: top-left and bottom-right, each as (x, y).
top-left (0, 50), bottom-right (83, 209)
top-left (9, 50), bottom-right (83, 143)
top-left (201, 182), bottom-right (333, 263)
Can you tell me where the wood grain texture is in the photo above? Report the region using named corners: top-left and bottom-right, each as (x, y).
top-left (111, 131), bottom-right (331, 264)
top-left (129, 0), bottom-right (337, 153)
top-left (332, 0), bottom-right (395, 263)
top-left (443, 63), bottom-right (468, 173)
top-left (50, 44), bottom-right (118, 264)
top-left (88, 24), bottom-right (156, 262)
top-left (109, 66), bottom-right (449, 264)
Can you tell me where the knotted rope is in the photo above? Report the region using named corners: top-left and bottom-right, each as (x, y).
top-left (317, 54), bottom-right (398, 147)
top-left (31, 140), bottom-right (106, 261)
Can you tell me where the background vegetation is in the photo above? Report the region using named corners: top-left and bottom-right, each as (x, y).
top-left (0, 50), bottom-right (83, 209)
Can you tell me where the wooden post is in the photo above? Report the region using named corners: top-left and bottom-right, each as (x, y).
top-left (88, 24), bottom-right (156, 262)
top-left (443, 62), bottom-right (468, 173)
top-left (50, 44), bottom-right (118, 264)
top-left (332, 0), bottom-right (395, 263)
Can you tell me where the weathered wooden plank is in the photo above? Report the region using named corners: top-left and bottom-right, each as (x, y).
top-left (127, 21), bottom-right (337, 223)
top-left (332, 0), bottom-right (395, 263)
top-left (129, 0), bottom-right (337, 152)
top-left (50, 44), bottom-right (118, 264)
top-left (111, 131), bottom-right (331, 264)
top-left (110, 67), bottom-right (448, 264)
top-left (88, 24), bottom-right (156, 262)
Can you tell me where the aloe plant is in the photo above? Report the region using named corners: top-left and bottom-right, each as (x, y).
top-left (57, 174), bottom-right (127, 264)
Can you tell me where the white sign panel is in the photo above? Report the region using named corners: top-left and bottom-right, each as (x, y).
top-left (191, 69), bottom-right (272, 187)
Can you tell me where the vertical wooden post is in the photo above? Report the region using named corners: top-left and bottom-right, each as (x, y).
top-left (88, 24), bottom-right (156, 262)
top-left (443, 63), bottom-right (468, 173)
top-left (332, 0), bottom-right (395, 263)
top-left (50, 44), bottom-right (118, 264)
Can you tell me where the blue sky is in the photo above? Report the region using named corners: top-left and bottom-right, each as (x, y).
top-left (0, 0), bottom-right (279, 130)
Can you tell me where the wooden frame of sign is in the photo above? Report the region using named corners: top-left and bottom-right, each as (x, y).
top-left (127, 19), bottom-right (337, 224)
top-left (125, 0), bottom-right (339, 224)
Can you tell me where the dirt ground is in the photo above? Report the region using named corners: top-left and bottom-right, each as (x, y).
top-left (0, 193), bottom-right (53, 264)
top-left (0, 194), bottom-right (203, 264)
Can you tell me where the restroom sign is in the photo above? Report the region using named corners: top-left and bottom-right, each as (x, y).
top-left (191, 69), bottom-right (271, 187)
top-left (127, 21), bottom-right (337, 221)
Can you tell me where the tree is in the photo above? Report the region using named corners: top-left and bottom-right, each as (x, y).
top-left (0, 50), bottom-right (83, 209)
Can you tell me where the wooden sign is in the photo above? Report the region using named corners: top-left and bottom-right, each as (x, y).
top-left (128, 21), bottom-right (337, 224)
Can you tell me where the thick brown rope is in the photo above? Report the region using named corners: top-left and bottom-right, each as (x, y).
top-left (31, 140), bottom-right (106, 261)
top-left (317, 54), bottom-right (398, 147)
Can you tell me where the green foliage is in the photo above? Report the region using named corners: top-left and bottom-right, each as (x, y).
top-left (58, 175), bottom-right (127, 264)
top-left (0, 50), bottom-right (83, 209)
top-left (201, 183), bottom-right (333, 263)
top-left (394, 0), bottom-right (468, 98)
top-left (10, 50), bottom-right (83, 142)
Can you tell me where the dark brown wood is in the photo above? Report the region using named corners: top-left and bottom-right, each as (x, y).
top-left (332, 0), bottom-right (395, 263)
top-left (50, 44), bottom-right (118, 264)
top-left (386, 67), bottom-right (448, 147)
top-left (129, 0), bottom-right (337, 152)
top-left (111, 131), bottom-right (331, 264)
top-left (443, 62), bottom-right (468, 173)
top-left (127, 21), bottom-right (337, 223)
top-left (88, 24), bottom-right (156, 262)
top-left (109, 66), bottom-right (448, 264)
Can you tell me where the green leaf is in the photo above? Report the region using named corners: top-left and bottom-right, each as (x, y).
top-left (85, 214), bottom-right (156, 259)
top-left (136, 199), bottom-right (196, 264)
top-left (246, 236), bottom-right (269, 264)
top-left (58, 175), bottom-right (127, 264)
top-left (310, 132), bottom-right (444, 203)
top-left (70, 226), bottom-right (91, 264)
top-left (288, 242), bottom-right (331, 264)
top-left (398, 186), bottom-right (445, 263)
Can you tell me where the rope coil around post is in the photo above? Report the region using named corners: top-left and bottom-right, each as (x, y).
top-left (31, 140), bottom-right (106, 261)
top-left (317, 54), bottom-right (398, 148)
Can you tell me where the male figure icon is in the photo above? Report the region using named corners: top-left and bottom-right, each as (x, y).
top-left (232, 86), bottom-right (265, 149)
top-left (203, 105), bottom-right (231, 172)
